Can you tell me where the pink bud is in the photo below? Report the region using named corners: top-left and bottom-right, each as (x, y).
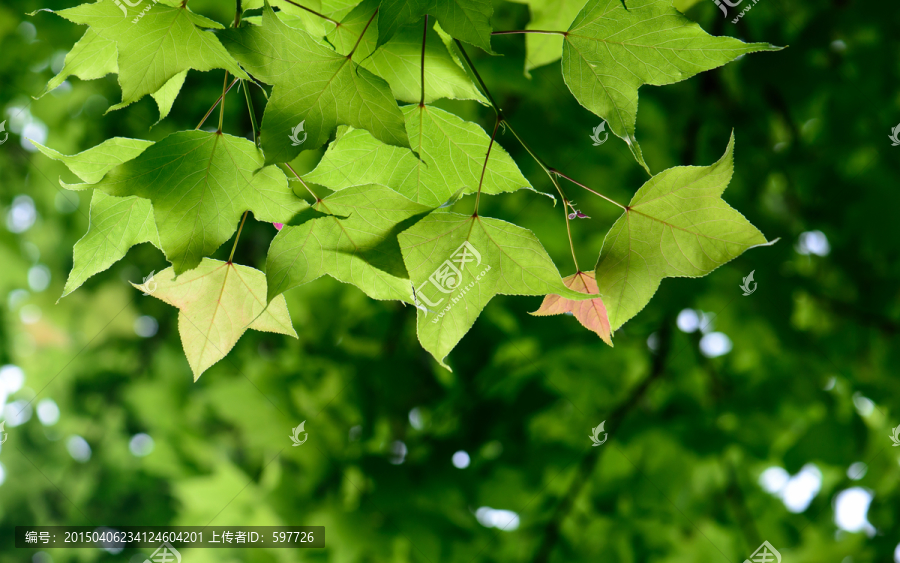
top-left (274, 223), bottom-right (284, 231)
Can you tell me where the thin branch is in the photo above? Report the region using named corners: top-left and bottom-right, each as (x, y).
top-left (452, 40), bottom-right (580, 266)
top-left (228, 211), bottom-right (249, 264)
top-left (454, 39), bottom-right (501, 113)
top-left (348, 8), bottom-right (377, 59)
top-left (553, 169), bottom-right (627, 210)
top-left (419, 15), bottom-right (428, 106)
top-left (531, 321), bottom-right (673, 563)
top-left (285, 162), bottom-right (320, 201)
top-left (561, 200), bottom-right (579, 271)
top-left (474, 116), bottom-right (501, 215)
top-left (234, 0), bottom-right (242, 27)
top-left (453, 40), bottom-right (562, 193)
top-left (283, 0), bottom-right (340, 25)
top-left (242, 81), bottom-right (260, 147)
top-left (217, 71), bottom-right (229, 132)
top-left (196, 78), bottom-right (240, 130)
top-left (491, 30), bottom-right (567, 36)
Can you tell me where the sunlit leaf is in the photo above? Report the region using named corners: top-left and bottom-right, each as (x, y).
top-left (66, 131), bottom-right (310, 274)
top-left (266, 185), bottom-right (431, 303)
top-left (399, 212), bottom-right (593, 368)
top-left (46, 0), bottom-right (249, 109)
top-left (220, 2), bottom-right (408, 165)
top-left (135, 258), bottom-right (297, 380)
top-left (37, 28), bottom-right (117, 97)
top-left (594, 133), bottom-right (771, 330)
top-left (377, 0), bottom-right (494, 52)
top-left (562, 0), bottom-right (781, 172)
top-left (307, 105), bottom-right (530, 206)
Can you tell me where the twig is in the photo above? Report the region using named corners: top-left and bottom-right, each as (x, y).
top-left (285, 162), bottom-right (321, 202)
top-left (217, 71), bottom-right (229, 132)
top-left (242, 81), bottom-right (260, 147)
top-left (561, 200), bottom-right (579, 271)
top-left (348, 8), bottom-right (377, 59)
top-left (531, 321), bottom-right (673, 563)
top-left (553, 169), bottom-right (627, 210)
top-left (283, 0), bottom-right (340, 25)
top-left (491, 30), bottom-right (567, 36)
top-left (228, 211), bottom-right (249, 264)
top-left (419, 15), bottom-right (428, 106)
top-left (196, 78), bottom-right (240, 130)
top-left (474, 116), bottom-right (501, 215)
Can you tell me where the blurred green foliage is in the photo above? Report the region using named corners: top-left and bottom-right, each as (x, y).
top-left (1, 0), bottom-right (899, 562)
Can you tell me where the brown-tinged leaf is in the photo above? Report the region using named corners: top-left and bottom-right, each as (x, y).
top-left (531, 271), bottom-right (612, 346)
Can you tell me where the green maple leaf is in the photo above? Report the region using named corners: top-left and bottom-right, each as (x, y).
top-left (377, 0), bottom-right (494, 52)
top-left (64, 192), bottom-right (162, 300)
top-left (243, 0), bottom-right (359, 38)
top-left (220, 2), bottom-right (408, 165)
top-left (31, 138), bottom-right (162, 298)
top-left (37, 29), bottom-right (117, 98)
top-left (326, 0), bottom-right (380, 58)
top-left (307, 105), bottom-right (531, 206)
top-left (134, 259), bottom-right (297, 380)
top-left (399, 212), bottom-right (594, 368)
top-left (46, 0), bottom-right (249, 110)
top-left (594, 133), bottom-right (773, 331)
top-left (507, 0), bottom-right (582, 76)
top-left (31, 136), bottom-right (153, 184)
top-left (266, 185), bottom-right (432, 303)
top-left (36, 25), bottom-right (188, 123)
top-left (322, 0), bottom-right (484, 103)
top-left (562, 0), bottom-right (781, 172)
top-left (150, 70), bottom-right (189, 126)
top-left (65, 131), bottom-right (311, 274)
top-left (363, 21), bottom-right (487, 103)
